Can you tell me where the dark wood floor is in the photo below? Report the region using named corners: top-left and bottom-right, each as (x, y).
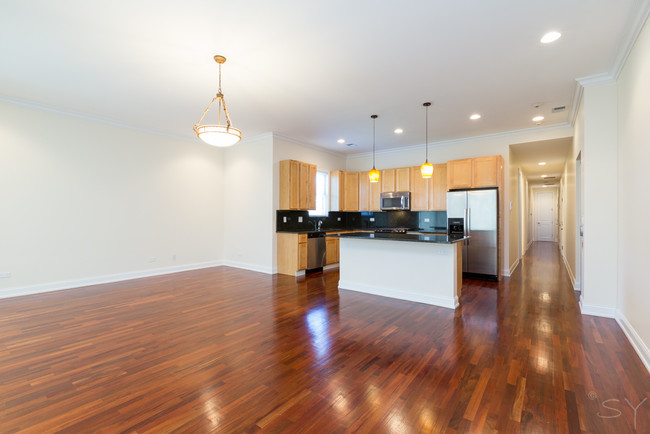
top-left (1, 242), bottom-right (648, 433)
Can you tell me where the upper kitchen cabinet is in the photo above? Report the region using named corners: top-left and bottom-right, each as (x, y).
top-left (358, 171), bottom-right (381, 211)
top-left (381, 167), bottom-right (410, 193)
top-left (409, 166), bottom-right (429, 211)
top-left (330, 170), bottom-right (359, 212)
top-left (430, 163), bottom-right (447, 211)
top-left (447, 155), bottom-right (503, 189)
top-left (279, 160), bottom-right (316, 210)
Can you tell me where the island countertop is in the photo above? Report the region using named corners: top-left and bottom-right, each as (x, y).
top-left (327, 231), bottom-right (469, 244)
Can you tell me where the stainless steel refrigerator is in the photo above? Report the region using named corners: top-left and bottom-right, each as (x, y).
top-left (447, 188), bottom-right (498, 280)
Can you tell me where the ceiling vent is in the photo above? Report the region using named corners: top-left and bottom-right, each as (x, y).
top-left (552, 106), bottom-right (566, 113)
top-left (542, 176), bottom-right (557, 180)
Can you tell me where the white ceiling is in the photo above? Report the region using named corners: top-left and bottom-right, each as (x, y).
top-left (0, 1), bottom-right (645, 154)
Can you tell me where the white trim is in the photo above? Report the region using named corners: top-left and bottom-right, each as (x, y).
top-left (221, 260), bottom-right (275, 275)
top-left (0, 261), bottom-right (225, 300)
top-left (615, 311), bottom-right (650, 374)
top-left (569, 82), bottom-right (584, 127)
top-left (0, 94), bottom-right (200, 144)
top-left (506, 258), bottom-right (520, 277)
top-left (579, 300), bottom-right (616, 318)
top-left (576, 72), bottom-right (616, 87)
top-left (272, 133), bottom-right (347, 158)
top-left (347, 123), bottom-right (573, 158)
top-left (611, 0), bottom-right (650, 79)
top-left (563, 253), bottom-right (577, 290)
top-left (338, 280), bottom-right (457, 309)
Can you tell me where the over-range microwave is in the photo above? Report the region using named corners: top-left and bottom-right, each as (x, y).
top-left (380, 191), bottom-right (410, 211)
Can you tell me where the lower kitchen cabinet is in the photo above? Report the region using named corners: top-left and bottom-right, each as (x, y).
top-left (325, 237), bottom-right (339, 264)
top-left (277, 233), bottom-right (308, 276)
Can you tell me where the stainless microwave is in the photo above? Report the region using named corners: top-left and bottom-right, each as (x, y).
top-left (380, 191), bottom-right (410, 211)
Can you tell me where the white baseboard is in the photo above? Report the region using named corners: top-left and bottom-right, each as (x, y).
top-left (221, 260), bottom-right (274, 275)
top-left (0, 260), bottom-right (225, 299)
top-left (579, 299), bottom-right (616, 318)
top-left (615, 311), bottom-right (650, 375)
top-left (562, 254), bottom-right (577, 290)
top-left (505, 258), bottom-right (520, 277)
top-left (338, 280), bottom-right (457, 309)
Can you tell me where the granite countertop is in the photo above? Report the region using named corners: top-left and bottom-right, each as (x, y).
top-left (327, 232), bottom-right (468, 244)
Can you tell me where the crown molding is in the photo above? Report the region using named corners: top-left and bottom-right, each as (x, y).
top-left (272, 133), bottom-right (347, 158)
top-left (568, 82), bottom-right (584, 127)
top-left (346, 122), bottom-right (573, 159)
top-left (0, 94), bottom-right (199, 144)
top-left (611, 0), bottom-right (650, 79)
top-left (576, 72), bottom-right (616, 87)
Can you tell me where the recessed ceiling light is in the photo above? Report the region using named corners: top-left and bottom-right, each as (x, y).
top-left (394, 128), bottom-right (403, 134)
top-left (538, 162), bottom-right (547, 166)
top-left (470, 114), bottom-right (481, 120)
top-left (337, 138), bottom-right (345, 144)
top-left (541, 174), bottom-right (548, 178)
top-left (532, 115), bottom-right (545, 122)
top-left (541, 31), bottom-right (562, 44)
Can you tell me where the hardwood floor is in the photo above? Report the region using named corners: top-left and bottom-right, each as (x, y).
top-left (1, 242), bottom-right (648, 432)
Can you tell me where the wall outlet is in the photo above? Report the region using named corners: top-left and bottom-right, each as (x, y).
top-left (283, 216), bottom-right (287, 223)
top-left (172, 254), bottom-right (176, 261)
top-left (424, 218), bottom-right (430, 222)
top-left (298, 216), bottom-right (303, 222)
top-left (0, 272), bottom-right (11, 278)
top-left (148, 257), bottom-right (156, 263)
top-left (337, 217), bottom-right (341, 221)
top-left (370, 217), bottom-right (375, 222)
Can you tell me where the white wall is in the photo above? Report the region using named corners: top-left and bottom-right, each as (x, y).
top-left (580, 82), bottom-right (618, 316)
top-left (223, 134), bottom-right (275, 273)
top-left (0, 101), bottom-right (225, 297)
top-left (346, 125), bottom-right (574, 276)
top-left (616, 14), bottom-right (650, 371)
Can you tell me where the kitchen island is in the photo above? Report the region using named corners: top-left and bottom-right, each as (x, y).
top-left (328, 232), bottom-right (468, 309)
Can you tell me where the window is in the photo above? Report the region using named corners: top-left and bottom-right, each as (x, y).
top-left (309, 170), bottom-right (329, 217)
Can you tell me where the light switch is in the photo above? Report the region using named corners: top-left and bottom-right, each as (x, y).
top-left (283, 217), bottom-right (287, 223)
top-left (298, 216), bottom-right (303, 223)
top-left (424, 218), bottom-right (430, 222)
top-left (370, 218), bottom-right (375, 222)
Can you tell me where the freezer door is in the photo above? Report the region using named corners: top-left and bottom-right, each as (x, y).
top-left (446, 191), bottom-right (467, 219)
top-left (466, 189), bottom-right (498, 276)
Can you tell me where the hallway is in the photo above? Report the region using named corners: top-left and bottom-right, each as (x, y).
top-left (0, 242), bottom-right (648, 432)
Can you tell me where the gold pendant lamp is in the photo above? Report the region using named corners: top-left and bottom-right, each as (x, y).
top-left (369, 114), bottom-right (380, 183)
top-left (193, 55), bottom-right (242, 147)
top-left (420, 102), bottom-right (434, 178)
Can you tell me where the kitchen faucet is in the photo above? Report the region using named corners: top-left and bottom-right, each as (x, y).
top-left (317, 220), bottom-right (323, 231)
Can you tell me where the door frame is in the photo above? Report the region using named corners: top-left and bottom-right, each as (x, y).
top-left (531, 186), bottom-right (558, 242)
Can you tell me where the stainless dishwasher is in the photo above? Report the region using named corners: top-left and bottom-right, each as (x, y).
top-left (307, 232), bottom-right (326, 270)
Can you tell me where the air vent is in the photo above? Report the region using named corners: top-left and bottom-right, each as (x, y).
top-left (552, 106), bottom-right (566, 113)
top-left (346, 143), bottom-right (356, 147)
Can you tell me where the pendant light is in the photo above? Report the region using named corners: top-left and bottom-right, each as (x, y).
top-left (420, 102), bottom-right (434, 178)
top-left (369, 114), bottom-right (380, 183)
top-left (193, 55), bottom-right (242, 147)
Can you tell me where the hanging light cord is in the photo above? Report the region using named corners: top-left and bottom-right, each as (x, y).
top-left (372, 116), bottom-right (376, 168)
top-left (425, 103), bottom-right (429, 163)
top-left (194, 60), bottom-right (233, 132)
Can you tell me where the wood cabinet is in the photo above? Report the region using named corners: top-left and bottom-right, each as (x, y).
top-left (380, 169), bottom-right (395, 193)
top-left (279, 160), bottom-right (316, 210)
top-left (325, 237), bottom-right (339, 265)
top-left (409, 166), bottom-right (429, 211)
top-left (330, 171), bottom-right (359, 211)
top-left (277, 233), bottom-right (308, 276)
top-left (395, 167), bottom-right (410, 191)
top-left (447, 156), bottom-right (503, 190)
top-left (430, 163), bottom-right (447, 211)
top-left (358, 171), bottom-right (381, 211)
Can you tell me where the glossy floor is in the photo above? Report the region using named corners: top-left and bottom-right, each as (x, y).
top-left (0, 242), bottom-right (648, 432)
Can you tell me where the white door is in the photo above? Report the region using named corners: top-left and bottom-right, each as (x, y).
top-left (534, 190), bottom-right (555, 241)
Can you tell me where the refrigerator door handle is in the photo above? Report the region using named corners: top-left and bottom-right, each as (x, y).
top-left (466, 208), bottom-right (471, 237)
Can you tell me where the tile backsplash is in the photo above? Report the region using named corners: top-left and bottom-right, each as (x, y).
top-left (276, 210), bottom-right (447, 232)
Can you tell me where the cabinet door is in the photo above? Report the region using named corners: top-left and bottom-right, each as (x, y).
top-left (447, 159), bottom-right (472, 189)
top-left (410, 166), bottom-right (429, 211)
top-left (430, 163), bottom-right (447, 211)
top-left (342, 171), bottom-right (359, 211)
top-left (381, 169), bottom-right (395, 193)
top-left (279, 160), bottom-right (300, 210)
top-left (395, 167), bottom-right (410, 191)
top-left (326, 237), bottom-right (338, 265)
top-left (358, 171), bottom-right (370, 211)
top-left (370, 180), bottom-right (381, 211)
top-left (299, 162), bottom-right (311, 210)
top-left (298, 239), bottom-right (307, 270)
top-left (307, 163), bottom-right (317, 210)
top-left (472, 156), bottom-right (498, 187)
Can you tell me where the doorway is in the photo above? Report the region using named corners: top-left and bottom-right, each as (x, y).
top-left (534, 189), bottom-right (556, 241)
